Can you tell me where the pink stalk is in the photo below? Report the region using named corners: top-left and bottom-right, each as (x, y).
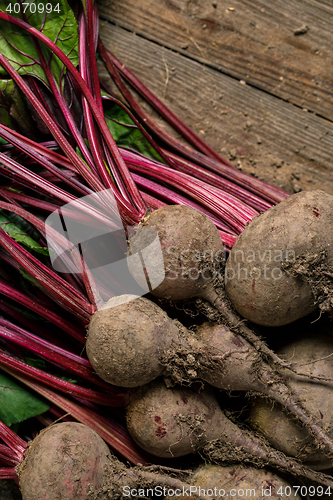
top-left (0, 127), bottom-right (137, 235)
top-left (0, 240), bottom-right (86, 301)
top-left (0, 278), bottom-right (85, 343)
top-left (0, 196), bottom-right (76, 251)
top-left (3, 368), bottom-right (149, 465)
top-left (0, 349), bottom-right (126, 406)
top-left (0, 324), bottom-right (115, 391)
top-left (0, 188), bottom-right (21, 207)
top-left (0, 421), bottom-right (26, 461)
top-left (36, 170), bottom-right (81, 184)
top-left (0, 12), bottom-right (146, 220)
top-left (132, 172), bottom-right (236, 233)
top-left (85, 0), bottom-right (103, 110)
top-left (0, 468), bottom-right (17, 479)
top-left (79, 12), bottom-right (121, 196)
top-left (0, 227), bottom-right (93, 319)
top-left (206, 184), bottom-right (258, 219)
top-left (0, 320), bottom-right (88, 365)
top-left (0, 300), bottom-right (69, 348)
top-left (140, 192), bottom-right (166, 210)
top-left (0, 124), bottom-right (76, 169)
top-left (0, 445), bottom-right (20, 467)
top-left (125, 155), bottom-right (257, 233)
top-left (80, 77), bottom-right (117, 194)
top-left (219, 231), bottom-right (237, 249)
top-left (0, 222), bottom-right (85, 305)
top-left (0, 150), bottom-right (101, 219)
top-left (25, 53), bottom-right (100, 179)
top-left (167, 150), bottom-right (288, 204)
top-left (0, 57), bottom-right (102, 193)
top-left (98, 42), bottom-right (233, 166)
top-left (0, 55), bottom-right (140, 226)
top-left (0, 197), bottom-right (108, 309)
top-left (0, 190), bottom-right (110, 230)
top-left (161, 150), bottom-right (273, 212)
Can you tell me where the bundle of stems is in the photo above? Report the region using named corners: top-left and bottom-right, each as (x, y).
top-left (0, 0), bottom-right (289, 474)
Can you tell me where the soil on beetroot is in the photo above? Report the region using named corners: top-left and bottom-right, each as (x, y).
top-left (4, 1), bottom-right (333, 497)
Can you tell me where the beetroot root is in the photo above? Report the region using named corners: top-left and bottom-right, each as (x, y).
top-left (86, 295), bottom-right (179, 387)
top-left (126, 379), bottom-right (333, 487)
top-left (86, 295), bottom-right (333, 460)
top-left (17, 422), bottom-right (110, 500)
top-left (17, 422), bottom-right (205, 500)
top-left (225, 189), bottom-right (333, 326)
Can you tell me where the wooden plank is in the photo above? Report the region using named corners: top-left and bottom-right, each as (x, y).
top-left (97, 0), bottom-right (333, 121)
top-left (98, 22), bottom-right (333, 195)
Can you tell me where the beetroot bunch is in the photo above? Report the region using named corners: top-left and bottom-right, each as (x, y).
top-left (0, 1), bottom-right (333, 499)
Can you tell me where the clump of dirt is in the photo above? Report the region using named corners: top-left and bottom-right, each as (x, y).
top-left (281, 250), bottom-right (333, 317)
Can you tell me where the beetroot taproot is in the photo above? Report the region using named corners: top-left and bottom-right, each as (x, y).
top-left (225, 189), bottom-right (333, 326)
top-left (86, 295), bottom-right (333, 457)
top-left (17, 422), bottom-right (204, 500)
top-left (249, 333), bottom-right (333, 471)
top-left (126, 379), bottom-right (333, 487)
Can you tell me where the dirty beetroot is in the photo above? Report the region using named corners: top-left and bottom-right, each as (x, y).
top-left (86, 294), bottom-right (333, 464)
top-left (225, 189), bottom-right (333, 326)
top-left (17, 422), bottom-right (202, 500)
top-left (0, 0), bottom-right (333, 496)
top-left (125, 379), bottom-right (333, 488)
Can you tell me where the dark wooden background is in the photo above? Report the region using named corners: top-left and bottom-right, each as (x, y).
top-left (3, 2), bottom-right (333, 497)
top-left (97, 0), bottom-right (333, 196)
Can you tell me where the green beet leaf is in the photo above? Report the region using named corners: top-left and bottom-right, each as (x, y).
top-left (0, 0), bottom-right (79, 89)
top-left (0, 211), bottom-right (49, 255)
top-left (0, 79), bottom-right (40, 138)
top-left (0, 370), bottom-right (49, 426)
top-left (103, 98), bottom-right (165, 163)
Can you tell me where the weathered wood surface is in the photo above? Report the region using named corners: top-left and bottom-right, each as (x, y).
top-left (97, 0), bottom-right (333, 195)
top-left (98, 0), bottom-right (333, 120)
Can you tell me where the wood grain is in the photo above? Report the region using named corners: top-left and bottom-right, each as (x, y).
top-left (97, 0), bottom-right (333, 121)
top-left (98, 22), bottom-right (333, 194)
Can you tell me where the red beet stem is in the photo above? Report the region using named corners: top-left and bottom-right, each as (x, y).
top-left (4, 367), bottom-right (148, 465)
top-left (0, 421), bottom-right (26, 461)
top-left (0, 12), bottom-right (146, 221)
top-left (98, 41), bottom-right (233, 166)
top-left (0, 349), bottom-right (125, 406)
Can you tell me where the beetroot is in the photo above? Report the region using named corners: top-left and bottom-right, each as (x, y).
top-left (17, 422), bottom-right (110, 499)
top-left (225, 189), bottom-right (333, 326)
top-left (86, 295), bottom-right (333, 457)
top-left (86, 295), bottom-right (179, 387)
top-left (126, 379), bottom-right (333, 487)
top-left (249, 334), bottom-right (333, 471)
top-left (17, 422), bottom-right (203, 500)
